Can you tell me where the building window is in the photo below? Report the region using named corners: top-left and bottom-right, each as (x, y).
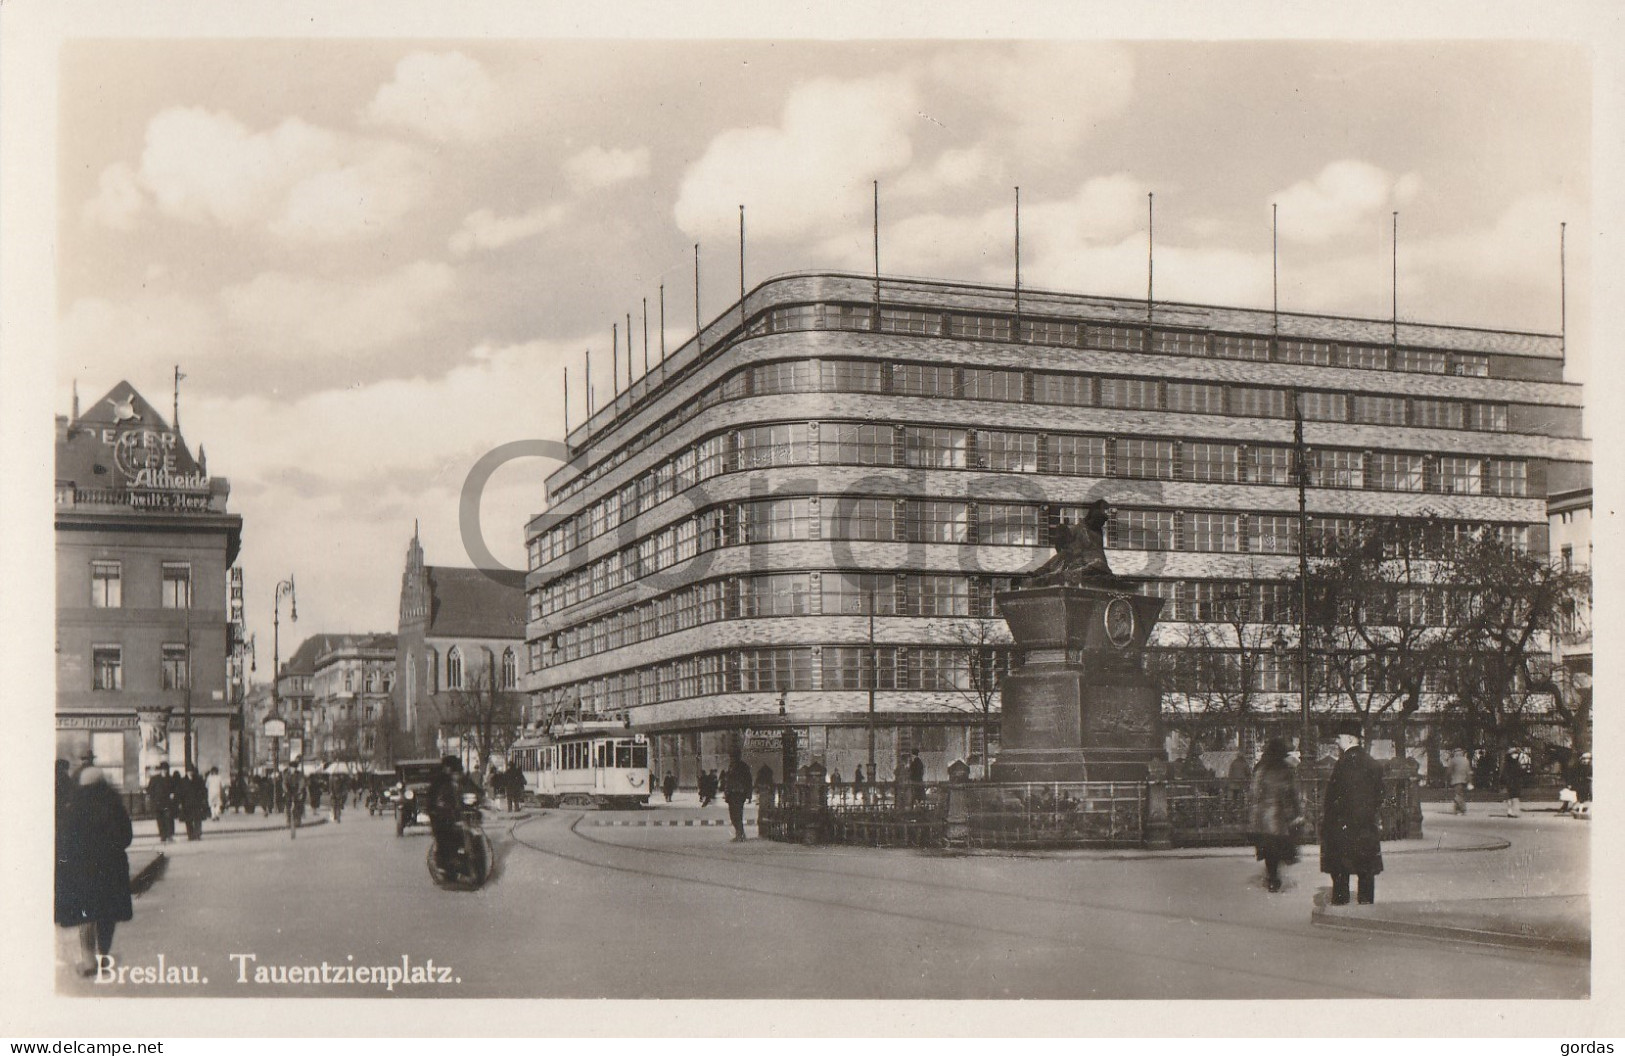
top-left (93, 645), bottom-right (123, 691)
top-left (744, 498), bottom-right (813, 542)
top-left (949, 314), bottom-right (1011, 342)
top-left (91, 561), bottom-right (122, 608)
top-left (1249, 515), bottom-right (1300, 555)
top-left (878, 308), bottom-right (942, 336)
top-left (1022, 319), bottom-right (1079, 346)
top-left (1166, 382), bottom-right (1225, 414)
top-left (907, 575), bottom-right (970, 617)
top-left (1451, 354), bottom-right (1491, 378)
top-left (1351, 395), bottom-right (1407, 426)
top-left (1342, 345), bottom-right (1389, 371)
top-left (501, 648), bottom-right (518, 689)
top-left (819, 360), bottom-right (886, 393)
top-left (1466, 404), bottom-right (1509, 432)
top-left (1436, 456), bottom-right (1483, 495)
top-left (1309, 449), bottom-right (1363, 489)
top-left (1116, 439), bottom-right (1176, 480)
top-left (750, 360), bottom-right (815, 395)
top-left (904, 500), bottom-right (969, 544)
top-left (1411, 399), bottom-right (1466, 430)
top-left (1299, 392), bottom-right (1347, 422)
top-left (904, 427), bottom-right (968, 469)
top-left (161, 563), bottom-right (192, 609)
top-left (739, 648), bottom-right (815, 692)
top-left (1371, 453), bottom-right (1425, 492)
top-left (1087, 325), bottom-right (1145, 352)
top-left (910, 648), bottom-right (970, 691)
top-left (446, 647), bottom-right (464, 691)
top-left (1112, 510), bottom-right (1178, 551)
top-left (821, 497), bottom-right (896, 541)
top-left (157, 640), bottom-right (189, 692)
top-left (737, 423), bottom-right (811, 468)
top-left (344, 670), bottom-right (354, 692)
top-left (1186, 512), bottom-right (1241, 553)
top-left (1278, 339), bottom-right (1335, 366)
top-left (822, 572), bottom-right (896, 616)
top-left (739, 573), bottom-right (812, 617)
top-left (894, 364), bottom-right (958, 398)
top-left (979, 431), bottom-right (1038, 473)
top-left (1230, 387), bottom-right (1290, 418)
top-left (1394, 348), bottom-right (1449, 374)
top-left (1050, 435), bottom-right (1110, 477)
top-left (963, 368), bottom-right (1025, 402)
top-left (1033, 373), bottom-right (1092, 407)
top-left (821, 646), bottom-right (898, 691)
top-left (821, 423), bottom-right (894, 466)
top-left (1098, 378), bottom-right (1160, 410)
top-left (1152, 330), bottom-right (1208, 357)
top-left (1185, 442), bottom-right (1240, 483)
top-left (1561, 545), bottom-right (1574, 571)
top-left (1248, 446), bottom-right (1294, 486)
top-left (977, 504), bottom-right (1040, 546)
top-left (1485, 460), bottom-right (1528, 498)
top-left (1209, 334), bottom-right (1268, 361)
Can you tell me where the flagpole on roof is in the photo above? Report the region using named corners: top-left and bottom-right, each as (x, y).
top-left (1560, 221), bottom-right (1567, 363)
top-left (659, 284), bottom-right (667, 378)
top-left (1146, 193), bottom-right (1155, 326)
top-left (1014, 186), bottom-right (1022, 330)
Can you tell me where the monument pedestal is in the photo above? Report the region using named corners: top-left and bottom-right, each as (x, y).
top-left (991, 584), bottom-right (1166, 784)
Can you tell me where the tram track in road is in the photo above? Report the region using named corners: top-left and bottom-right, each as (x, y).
top-left (501, 811), bottom-right (1424, 999)
top-left (545, 810), bottom-right (1575, 971)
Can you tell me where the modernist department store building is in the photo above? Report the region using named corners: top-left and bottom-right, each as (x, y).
top-left (522, 272), bottom-right (1590, 784)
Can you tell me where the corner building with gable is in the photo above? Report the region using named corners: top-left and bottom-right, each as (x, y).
top-left (55, 382), bottom-right (243, 791)
top-left (522, 272), bottom-right (1590, 786)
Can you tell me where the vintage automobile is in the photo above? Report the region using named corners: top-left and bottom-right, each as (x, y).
top-left (392, 758), bottom-right (445, 837)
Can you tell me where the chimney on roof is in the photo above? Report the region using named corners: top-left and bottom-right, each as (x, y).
top-left (72, 379), bottom-right (80, 422)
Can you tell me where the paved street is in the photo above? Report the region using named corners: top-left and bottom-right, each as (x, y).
top-left (60, 801), bottom-right (1588, 1000)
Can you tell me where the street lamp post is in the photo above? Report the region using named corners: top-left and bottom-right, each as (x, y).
top-left (271, 576), bottom-right (298, 767)
top-left (1292, 391), bottom-right (1313, 763)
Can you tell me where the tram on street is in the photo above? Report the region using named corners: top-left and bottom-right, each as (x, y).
top-left (510, 719), bottom-right (652, 809)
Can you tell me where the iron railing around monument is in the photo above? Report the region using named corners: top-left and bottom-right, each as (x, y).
top-left (757, 773), bottom-right (1421, 850)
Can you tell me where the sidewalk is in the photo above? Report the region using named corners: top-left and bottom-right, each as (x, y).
top-left (128, 809), bottom-right (335, 894)
top-left (1309, 806), bottom-right (1588, 956)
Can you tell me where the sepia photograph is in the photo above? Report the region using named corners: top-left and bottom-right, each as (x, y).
top-left (4, 1), bottom-right (1619, 1040)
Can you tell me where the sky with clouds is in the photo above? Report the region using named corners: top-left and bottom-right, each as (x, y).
top-left (54, 38), bottom-right (1591, 661)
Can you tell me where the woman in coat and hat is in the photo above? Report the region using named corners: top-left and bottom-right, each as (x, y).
top-left (55, 765), bottom-right (134, 975)
top-left (1249, 739), bottom-right (1304, 893)
top-left (1320, 741), bottom-right (1386, 905)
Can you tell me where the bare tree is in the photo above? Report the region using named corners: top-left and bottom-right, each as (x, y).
top-left (1436, 533), bottom-right (1587, 752)
top-left (441, 666), bottom-right (524, 773)
top-left (1303, 518), bottom-right (1453, 750)
top-left (942, 615), bottom-right (1011, 771)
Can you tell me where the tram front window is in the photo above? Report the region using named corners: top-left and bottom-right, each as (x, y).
top-left (615, 742), bottom-right (633, 767)
top-left (632, 744), bottom-right (648, 769)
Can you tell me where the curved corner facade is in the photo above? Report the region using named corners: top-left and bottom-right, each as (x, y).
top-left (521, 272), bottom-right (1589, 784)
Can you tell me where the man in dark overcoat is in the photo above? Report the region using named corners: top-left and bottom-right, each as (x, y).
top-left (1319, 741), bottom-right (1386, 905)
top-left (148, 764), bottom-right (175, 843)
top-left (180, 765), bottom-right (208, 840)
top-left (56, 765), bottom-right (134, 975)
top-left (1500, 749), bottom-right (1526, 818)
top-left (722, 749), bottom-right (754, 842)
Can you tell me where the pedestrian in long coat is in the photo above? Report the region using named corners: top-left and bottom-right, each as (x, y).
top-left (180, 766), bottom-right (208, 840)
top-left (205, 766), bottom-right (226, 820)
top-left (56, 766), bottom-right (133, 976)
top-left (148, 765), bottom-right (175, 843)
top-left (1319, 742), bottom-right (1386, 905)
top-left (1249, 738), bottom-right (1304, 893)
top-left (1499, 749), bottom-right (1526, 817)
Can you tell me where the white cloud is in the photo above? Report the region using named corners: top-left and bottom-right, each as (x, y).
top-left (363, 51), bottom-right (502, 143)
top-left (562, 146), bottom-right (650, 192)
top-left (675, 74), bottom-right (918, 241)
top-left (1273, 160), bottom-right (1421, 245)
top-left (449, 203), bottom-right (569, 256)
top-left (81, 162), bottom-right (146, 230)
top-left (59, 291), bottom-right (223, 376)
top-left (83, 106), bottom-right (431, 242)
top-left (893, 147), bottom-right (997, 200)
top-left (220, 260), bottom-right (458, 357)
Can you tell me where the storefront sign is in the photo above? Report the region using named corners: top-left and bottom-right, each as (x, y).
top-left (57, 714), bottom-right (138, 730)
top-left (742, 727), bottom-right (807, 753)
